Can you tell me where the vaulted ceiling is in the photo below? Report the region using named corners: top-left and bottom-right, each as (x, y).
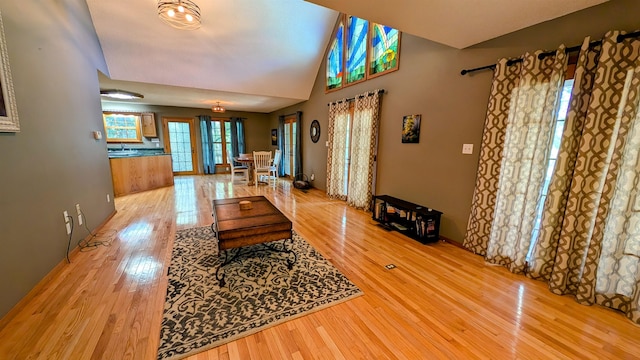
top-left (87, 0), bottom-right (608, 113)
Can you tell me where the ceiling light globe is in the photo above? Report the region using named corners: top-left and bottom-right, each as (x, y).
top-left (158, 0), bottom-right (201, 30)
top-left (100, 89), bottom-right (144, 100)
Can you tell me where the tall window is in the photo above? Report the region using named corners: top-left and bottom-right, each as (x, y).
top-left (326, 14), bottom-right (400, 92)
top-left (209, 120), bottom-right (232, 165)
top-left (527, 79), bottom-right (575, 260)
top-left (200, 116), bottom-right (245, 174)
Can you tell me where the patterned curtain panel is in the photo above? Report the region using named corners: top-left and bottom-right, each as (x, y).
top-left (596, 63), bottom-right (640, 323)
top-left (525, 31), bottom-right (640, 324)
top-left (464, 30), bottom-right (640, 324)
top-left (527, 38), bottom-right (602, 281)
top-left (326, 101), bottom-right (350, 200)
top-left (485, 48), bottom-right (567, 274)
top-left (347, 90), bottom-right (381, 211)
top-left (463, 59), bottom-right (521, 256)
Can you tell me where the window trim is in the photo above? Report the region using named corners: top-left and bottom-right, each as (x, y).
top-left (103, 111), bottom-right (143, 143)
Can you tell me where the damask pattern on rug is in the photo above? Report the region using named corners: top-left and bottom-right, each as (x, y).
top-left (157, 226), bottom-right (363, 360)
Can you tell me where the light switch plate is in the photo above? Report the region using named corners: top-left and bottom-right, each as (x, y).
top-left (462, 144), bottom-right (474, 154)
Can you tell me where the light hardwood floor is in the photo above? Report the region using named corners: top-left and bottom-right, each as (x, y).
top-left (1, 175), bottom-right (638, 359)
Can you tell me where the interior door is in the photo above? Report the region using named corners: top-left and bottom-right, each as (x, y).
top-left (163, 117), bottom-right (198, 175)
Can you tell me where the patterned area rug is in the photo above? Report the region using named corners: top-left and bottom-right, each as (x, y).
top-left (157, 226), bottom-right (363, 360)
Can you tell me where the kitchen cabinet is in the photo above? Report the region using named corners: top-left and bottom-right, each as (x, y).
top-left (110, 154), bottom-right (173, 196)
top-left (141, 112), bottom-right (157, 137)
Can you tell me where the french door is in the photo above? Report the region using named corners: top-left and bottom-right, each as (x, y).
top-left (163, 117), bottom-right (198, 175)
top-left (283, 116), bottom-right (297, 178)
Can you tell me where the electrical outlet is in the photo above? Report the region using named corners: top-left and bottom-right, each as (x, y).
top-left (462, 143), bottom-right (474, 154)
top-left (63, 211), bottom-right (71, 235)
top-left (75, 204), bottom-right (82, 226)
top-left (310, 173), bottom-right (315, 181)
top-left (107, 194), bottom-right (111, 203)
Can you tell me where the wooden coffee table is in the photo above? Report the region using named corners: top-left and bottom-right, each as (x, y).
top-left (211, 196), bottom-right (295, 286)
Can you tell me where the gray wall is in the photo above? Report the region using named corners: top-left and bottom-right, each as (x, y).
top-left (271, 0), bottom-right (640, 243)
top-left (0, 0), bottom-right (114, 318)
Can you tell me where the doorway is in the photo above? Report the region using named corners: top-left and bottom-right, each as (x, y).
top-left (163, 117), bottom-right (198, 175)
top-left (283, 115), bottom-right (297, 178)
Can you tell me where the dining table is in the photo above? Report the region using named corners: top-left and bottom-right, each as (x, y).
top-left (234, 156), bottom-right (256, 185)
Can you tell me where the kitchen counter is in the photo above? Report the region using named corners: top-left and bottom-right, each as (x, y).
top-left (109, 154), bottom-right (174, 196)
top-left (107, 149), bottom-right (167, 158)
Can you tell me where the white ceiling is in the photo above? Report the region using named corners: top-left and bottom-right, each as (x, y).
top-left (87, 0), bottom-right (608, 113)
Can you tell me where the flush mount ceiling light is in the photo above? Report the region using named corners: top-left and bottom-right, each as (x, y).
top-left (158, 0), bottom-right (201, 30)
top-left (100, 89), bottom-right (144, 100)
top-left (212, 102), bottom-right (225, 113)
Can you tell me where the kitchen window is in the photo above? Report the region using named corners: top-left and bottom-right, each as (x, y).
top-left (103, 112), bottom-right (142, 143)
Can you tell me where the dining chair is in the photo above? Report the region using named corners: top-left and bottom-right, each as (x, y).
top-left (268, 149), bottom-right (281, 184)
top-left (227, 150), bottom-right (249, 184)
top-left (252, 151), bottom-right (272, 186)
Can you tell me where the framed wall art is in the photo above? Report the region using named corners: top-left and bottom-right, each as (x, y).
top-left (271, 129), bottom-right (278, 145)
top-left (0, 11), bottom-right (19, 133)
top-left (402, 114), bottom-right (421, 143)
